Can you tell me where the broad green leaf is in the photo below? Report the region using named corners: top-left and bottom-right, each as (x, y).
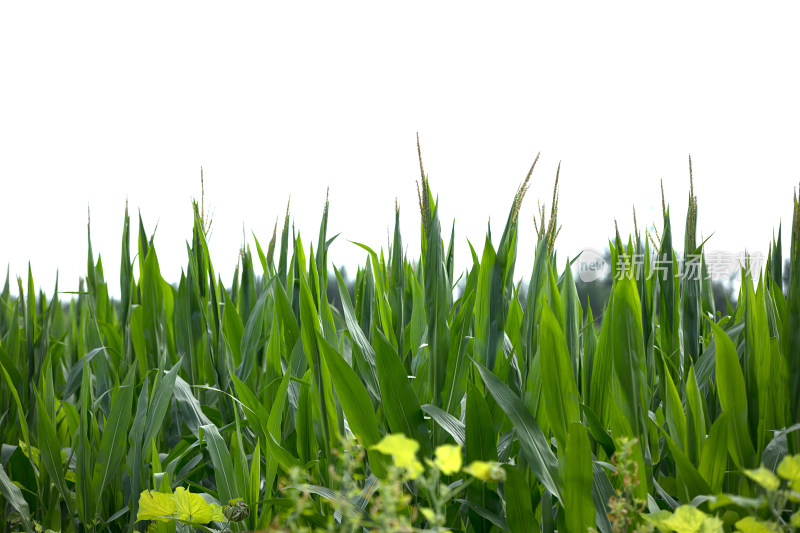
top-left (685, 366), bottom-right (706, 464)
top-left (333, 266), bottom-right (380, 400)
top-left (237, 277), bottom-right (274, 382)
top-left (298, 267), bottom-right (337, 463)
top-left (561, 423), bottom-right (595, 533)
top-left (199, 424), bottom-right (238, 504)
top-left (466, 381), bottom-right (498, 533)
top-left (422, 204), bottom-right (449, 408)
top-left (709, 319), bottom-right (756, 470)
top-left (699, 413), bottom-right (729, 494)
top-left (0, 463), bottom-right (33, 532)
top-left (34, 387), bottom-right (75, 516)
top-left (474, 236), bottom-right (502, 371)
top-left (744, 466), bottom-right (780, 492)
top-left (539, 304), bottom-right (580, 450)
top-left (643, 505), bottom-right (723, 533)
top-left (778, 454), bottom-right (800, 491)
top-left (137, 490), bottom-right (175, 522)
top-left (472, 359), bottom-right (561, 503)
top-left (173, 487), bottom-right (221, 523)
top-left (142, 360), bottom-right (182, 454)
top-left (610, 274), bottom-right (648, 442)
top-left (421, 404), bottom-right (466, 446)
top-left (503, 466), bottom-right (536, 533)
top-left (316, 330), bottom-right (388, 478)
top-left (92, 366), bottom-right (135, 511)
top-left (373, 330), bottom-right (430, 456)
top-left (663, 357), bottom-right (688, 453)
top-left (735, 516), bottom-right (781, 533)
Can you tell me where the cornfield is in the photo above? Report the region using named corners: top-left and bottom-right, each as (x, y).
top-left (1, 149), bottom-right (800, 533)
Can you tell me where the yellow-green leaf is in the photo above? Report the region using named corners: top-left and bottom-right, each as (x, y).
top-left (744, 466), bottom-right (780, 492)
top-left (641, 510), bottom-right (673, 530)
top-left (172, 487), bottom-right (218, 524)
top-left (662, 505), bottom-right (708, 533)
top-left (136, 491), bottom-right (176, 522)
top-left (778, 454), bottom-right (800, 491)
top-left (735, 516), bottom-right (781, 533)
top-left (699, 515), bottom-right (724, 533)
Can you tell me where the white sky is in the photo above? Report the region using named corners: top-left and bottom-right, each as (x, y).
top-left (1, 2), bottom-right (799, 297)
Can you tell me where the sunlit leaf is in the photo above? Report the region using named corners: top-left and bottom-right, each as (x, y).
top-left (172, 487), bottom-right (219, 524)
top-left (744, 466), bottom-right (780, 492)
top-left (778, 454), bottom-right (800, 491)
top-left (136, 491), bottom-right (175, 522)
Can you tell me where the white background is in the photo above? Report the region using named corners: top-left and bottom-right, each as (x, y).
top-left (1, 2), bottom-right (798, 296)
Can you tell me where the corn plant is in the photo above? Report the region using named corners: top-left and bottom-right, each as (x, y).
top-left (1, 148), bottom-right (800, 532)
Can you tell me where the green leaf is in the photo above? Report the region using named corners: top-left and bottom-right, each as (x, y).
top-left (663, 356), bottom-right (688, 453)
top-left (643, 505), bottom-right (723, 533)
top-left (465, 381), bottom-right (498, 533)
top-left (699, 413), bottom-right (729, 494)
top-left (199, 424), bottom-right (238, 504)
top-left (456, 498), bottom-right (510, 532)
top-left (172, 487), bottom-right (222, 524)
top-left (709, 319), bottom-right (756, 470)
top-left (744, 466), bottom-right (780, 492)
top-left (474, 236), bottom-right (503, 371)
top-left (0, 463), bottom-right (33, 532)
top-left (539, 304), bottom-right (580, 450)
top-left (373, 330), bottom-right (430, 456)
top-left (333, 266), bottom-right (380, 399)
top-left (778, 454), bottom-right (800, 491)
top-left (685, 366), bottom-right (706, 465)
top-left (735, 516), bottom-right (781, 533)
top-left (136, 490), bottom-right (175, 522)
top-left (662, 505), bottom-right (718, 533)
top-left (503, 466), bottom-right (536, 533)
top-left (472, 358), bottom-right (561, 503)
top-left (237, 277), bottom-right (274, 382)
top-left (561, 423), bottom-right (595, 533)
top-left (92, 366), bottom-right (135, 511)
top-left (0, 361), bottom-right (30, 458)
top-left (316, 330), bottom-right (388, 478)
top-left (142, 359), bottom-right (182, 454)
top-left (421, 404), bottom-right (466, 446)
top-left (610, 274), bottom-right (647, 441)
top-left (298, 265), bottom-right (337, 463)
top-left (34, 386), bottom-right (75, 516)
top-left (422, 204), bottom-right (450, 408)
